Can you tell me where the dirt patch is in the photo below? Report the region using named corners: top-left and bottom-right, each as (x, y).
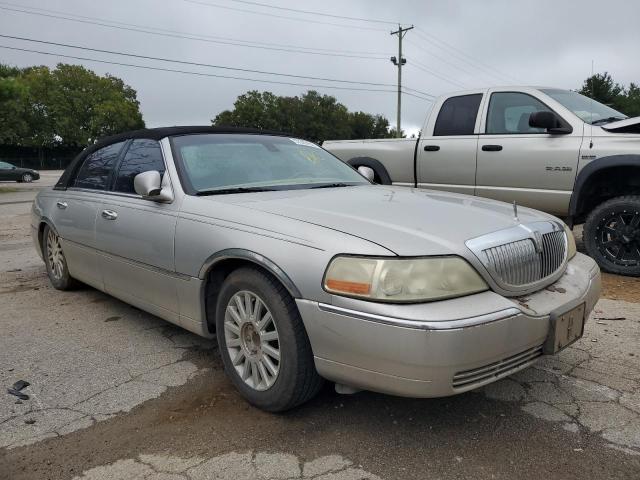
top-left (601, 273), bottom-right (640, 303)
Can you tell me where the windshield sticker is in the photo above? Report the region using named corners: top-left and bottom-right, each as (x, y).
top-left (289, 138), bottom-right (320, 148)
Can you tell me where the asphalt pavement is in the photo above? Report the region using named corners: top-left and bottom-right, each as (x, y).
top-left (1, 176), bottom-right (638, 480)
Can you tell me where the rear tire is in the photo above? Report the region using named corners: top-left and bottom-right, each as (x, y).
top-left (215, 267), bottom-right (323, 412)
top-left (584, 195), bottom-right (640, 276)
top-left (43, 225), bottom-right (79, 290)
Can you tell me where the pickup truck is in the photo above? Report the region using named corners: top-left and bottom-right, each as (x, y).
top-left (323, 86), bottom-right (640, 276)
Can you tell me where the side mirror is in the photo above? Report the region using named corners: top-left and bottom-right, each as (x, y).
top-left (529, 111), bottom-right (572, 134)
top-left (357, 166), bottom-right (375, 182)
top-left (134, 170), bottom-right (173, 202)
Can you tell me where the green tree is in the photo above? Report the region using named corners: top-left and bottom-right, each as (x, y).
top-left (0, 63), bottom-right (145, 147)
top-left (213, 90), bottom-right (394, 142)
top-left (579, 72), bottom-right (640, 116)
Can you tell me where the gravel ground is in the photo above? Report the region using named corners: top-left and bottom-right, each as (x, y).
top-left (1, 180), bottom-right (639, 480)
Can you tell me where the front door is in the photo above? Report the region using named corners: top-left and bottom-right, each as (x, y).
top-left (417, 93), bottom-right (484, 195)
top-left (94, 139), bottom-right (180, 322)
top-left (475, 91), bottom-right (583, 215)
top-left (0, 161), bottom-right (15, 181)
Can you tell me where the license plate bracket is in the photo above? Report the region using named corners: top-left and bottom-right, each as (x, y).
top-left (543, 303), bottom-right (586, 354)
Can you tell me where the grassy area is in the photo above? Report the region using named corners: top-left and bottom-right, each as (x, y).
top-left (0, 187), bottom-right (20, 194)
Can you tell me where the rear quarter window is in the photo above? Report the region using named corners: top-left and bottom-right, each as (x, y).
top-left (434, 94), bottom-right (483, 136)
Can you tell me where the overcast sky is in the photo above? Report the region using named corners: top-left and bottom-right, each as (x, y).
top-left (1, 0), bottom-right (639, 136)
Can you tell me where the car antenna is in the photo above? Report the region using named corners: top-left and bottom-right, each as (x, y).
top-left (589, 59), bottom-right (594, 149)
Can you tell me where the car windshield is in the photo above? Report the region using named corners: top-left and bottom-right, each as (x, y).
top-left (540, 88), bottom-right (627, 125)
top-left (171, 134), bottom-right (369, 194)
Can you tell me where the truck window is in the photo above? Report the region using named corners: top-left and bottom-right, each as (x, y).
top-left (486, 92), bottom-right (551, 134)
top-left (433, 94), bottom-right (482, 136)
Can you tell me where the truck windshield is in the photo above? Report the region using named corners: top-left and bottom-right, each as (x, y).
top-left (171, 134), bottom-right (369, 194)
top-left (540, 89), bottom-right (627, 125)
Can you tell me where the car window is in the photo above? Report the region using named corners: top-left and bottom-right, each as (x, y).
top-left (0, 161), bottom-right (14, 169)
top-left (73, 142), bottom-right (125, 190)
top-left (171, 134), bottom-right (368, 194)
top-left (433, 94), bottom-right (483, 136)
top-left (113, 139), bottom-right (165, 194)
top-left (486, 92), bottom-right (552, 134)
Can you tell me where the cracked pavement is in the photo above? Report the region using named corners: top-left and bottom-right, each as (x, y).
top-left (1, 178), bottom-right (640, 479)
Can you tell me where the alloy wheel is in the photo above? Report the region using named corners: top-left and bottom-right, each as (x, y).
top-left (22, 173), bottom-right (33, 183)
top-left (46, 229), bottom-right (65, 280)
top-left (595, 209), bottom-right (640, 267)
top-left (224, 290), bottom-right (280, 391)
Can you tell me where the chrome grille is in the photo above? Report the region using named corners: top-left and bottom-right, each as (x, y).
top-left (483, 230), bottom-right (566, 287)
top-left (452, 345), bottom-right (543, 389)
top-left (466, 221), bottom-right (568, 291)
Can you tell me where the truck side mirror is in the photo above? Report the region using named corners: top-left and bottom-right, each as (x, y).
top-left (529, 111), bottom-right (572, 134)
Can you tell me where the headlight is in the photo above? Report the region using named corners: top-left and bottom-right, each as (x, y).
top-left (323, 256), bottom-right (488, 303)
top-left (564, 224), bottom-right (577, 259)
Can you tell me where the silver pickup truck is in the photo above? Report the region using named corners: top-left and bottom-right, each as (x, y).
top-left (324, 86), bottom-right (640, 276)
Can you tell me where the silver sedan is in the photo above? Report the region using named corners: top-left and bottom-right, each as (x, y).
top-left (32, 126), bottom-right (601, 411)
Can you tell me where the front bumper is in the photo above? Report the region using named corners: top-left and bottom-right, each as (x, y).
top-left (297, 253), bottom-right (600, 397)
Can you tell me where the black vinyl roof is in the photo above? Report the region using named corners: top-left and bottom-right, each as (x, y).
top-left (55, 126), bottom-right (292, 190)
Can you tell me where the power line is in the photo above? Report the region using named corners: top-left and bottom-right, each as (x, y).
top-left (0, 34), bottom-right (397, 87)
top-left (0, 3), bottom-right (391, 60)
top-left (406, 59), bottom-right (468, 89)
top-left (183, 0), bottom-right (388, 31)
top-left (413, 28), bottom-right (520, 84)
top-left (0, 44), bottom-right (433, 101)
top-left (405, 38), bottom-right (480, 80)
top-left (219, 0), bottom-right (398, 25)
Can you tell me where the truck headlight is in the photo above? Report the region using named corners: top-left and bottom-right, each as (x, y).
top-left (564, 224), bottom-right (577, 259)
top-left (323, 256), bottom-right (488, 303)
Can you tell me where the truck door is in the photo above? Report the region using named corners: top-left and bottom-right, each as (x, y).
top-left (475, 90), bottom-right (583, 215)
top-left (417, 93), bottom-right (484, 195)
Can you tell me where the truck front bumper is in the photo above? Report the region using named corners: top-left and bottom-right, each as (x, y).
top-left (296, 253), bottom-right (600, 397)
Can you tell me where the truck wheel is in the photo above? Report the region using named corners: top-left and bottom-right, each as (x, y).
top-left (584, 195), bottom-right (640, 276)
top-left (215, 267), bottom-right (323, 411)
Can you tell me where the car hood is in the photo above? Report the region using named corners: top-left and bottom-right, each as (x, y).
top-left (601, 116), bottom-right (640, 134)
top-left (208, 185), bottom-right (553, 256)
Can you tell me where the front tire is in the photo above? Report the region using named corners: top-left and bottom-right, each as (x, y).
top-left (21, 173), bottom-right (33, 183)
top-left (215, 267), bottom-right (323, 412)
top-left (584, 195), bottom-right (640, 276)
top-left (43, 225), bottom-right (79, 290)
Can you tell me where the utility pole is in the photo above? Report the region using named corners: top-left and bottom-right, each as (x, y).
top-left (390, 24), bottom-right (413, 138)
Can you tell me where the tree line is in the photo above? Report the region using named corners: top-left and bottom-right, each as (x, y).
top-left (1, 62), bottom-right (639, 151)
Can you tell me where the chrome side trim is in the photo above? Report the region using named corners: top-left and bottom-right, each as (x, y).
top-left (63, 237), bottom-right (193, 281)
top-left (317, 303), bottom-right (521, 331)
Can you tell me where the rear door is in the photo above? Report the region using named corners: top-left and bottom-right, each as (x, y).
top-left (94, 139), bottom-right (180, 322)
top-left (50, 141), bottom-right (126, 290)
top-left (475, 90), bottom-right (583, 215)
top-left (417, 92), bottom-right (485, 195)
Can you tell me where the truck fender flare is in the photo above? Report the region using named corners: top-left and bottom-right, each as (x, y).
top-left (346, 157), bottom-right (393, 185)
top-left (569, 154), bottom-right (640, 217)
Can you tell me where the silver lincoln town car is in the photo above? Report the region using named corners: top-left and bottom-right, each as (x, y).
top-left (32, 126), bottom-right (601, 412)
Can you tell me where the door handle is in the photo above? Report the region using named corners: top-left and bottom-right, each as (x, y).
top-left (482, 144), bottom-right (503, 152)
top-left (424, 145), bottom-right (440, 151)
top-left (101, 209), bottom-right (118, 220)
top-left (56, 201), bottom-right (68, 209)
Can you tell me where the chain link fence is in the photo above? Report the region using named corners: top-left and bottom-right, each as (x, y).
top-left (0, 145), bottom-right (81, 170)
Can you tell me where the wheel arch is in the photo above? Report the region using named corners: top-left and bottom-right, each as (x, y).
top-left (570, 155), bottom-right (640, 222)
top-left (346, 157), bottom-right (392, 185)
top-left (198, 249), bottom-right (302, 333)
top-left (37, 217), bottom-right (56, 255)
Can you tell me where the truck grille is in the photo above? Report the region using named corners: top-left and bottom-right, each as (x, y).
top-left (483, 230), bottom-right (566, 287)
top-left (452, 345), bottom-right (543, 389)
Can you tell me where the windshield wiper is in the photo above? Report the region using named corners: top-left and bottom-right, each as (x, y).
top-left (309, 182), bottom-right (356, 189)
top-left (196, 186), bottom-right (278, 196)
top-left (591, 116), bottom-right (626, 125)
